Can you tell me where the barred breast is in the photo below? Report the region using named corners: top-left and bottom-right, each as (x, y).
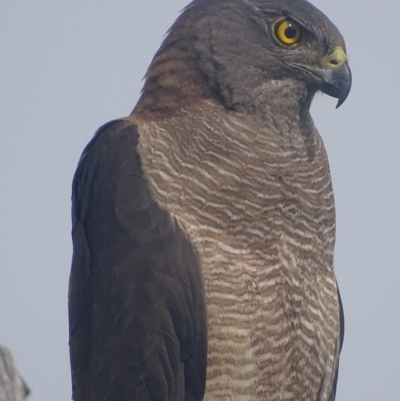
top-left (135, 100), bottom-right (340, 401)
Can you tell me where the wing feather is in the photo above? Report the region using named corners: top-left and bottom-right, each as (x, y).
top-left (69, 119), bottom-right (207, 401)
top-left (327, 287), bottom-right (344, 401)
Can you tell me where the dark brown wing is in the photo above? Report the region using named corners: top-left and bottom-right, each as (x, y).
top-left (68, 119), bottom-right (207, 401)
top-left (327, 287), bottom-right (344, 401)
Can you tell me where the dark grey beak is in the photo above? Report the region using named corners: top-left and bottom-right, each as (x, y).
top-left (316, 61), bottom-right (352, 108)
top-left (289, 58), bottom-right (352, 108)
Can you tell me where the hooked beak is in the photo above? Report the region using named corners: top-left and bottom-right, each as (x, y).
top-left (312, 61), bottom-right (352, 108)
top-left (290, 46), bottom-right (352, 108)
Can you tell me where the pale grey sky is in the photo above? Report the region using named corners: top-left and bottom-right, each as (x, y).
top-left (0, 1), bottom-right (399, 400)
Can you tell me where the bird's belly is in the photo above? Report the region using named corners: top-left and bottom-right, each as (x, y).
top-left (195, 237), bottom-right (339, 401)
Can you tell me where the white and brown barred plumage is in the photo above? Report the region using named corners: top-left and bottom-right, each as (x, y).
top-left (69, 0), bottom-right (351, 400)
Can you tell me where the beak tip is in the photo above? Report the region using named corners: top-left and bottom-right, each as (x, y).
top-left (335, 94), bottom-right (347, 109)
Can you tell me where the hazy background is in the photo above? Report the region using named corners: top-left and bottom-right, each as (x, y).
top-left (1, 0), bottom-right (399, 400)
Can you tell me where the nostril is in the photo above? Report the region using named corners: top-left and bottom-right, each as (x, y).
top-left (330, 59), bottom-right (339, 66)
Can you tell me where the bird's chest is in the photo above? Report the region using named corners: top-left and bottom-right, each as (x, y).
top-left (137, 116), bottom-right (339, 401)
top-left (137, 114), bottom-right (335, 258)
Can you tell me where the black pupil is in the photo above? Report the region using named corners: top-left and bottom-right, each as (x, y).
top-left (285, 25), bottom-right (297, 39)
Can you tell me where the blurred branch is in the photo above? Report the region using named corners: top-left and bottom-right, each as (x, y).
top-left (0, 344), bottom-right (30, 401)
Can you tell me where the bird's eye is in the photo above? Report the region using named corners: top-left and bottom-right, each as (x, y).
top-left (274, 19), bottom-right (302, 46)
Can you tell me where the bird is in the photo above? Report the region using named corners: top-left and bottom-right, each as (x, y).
top-left (68, 0), bottom-right (351, 400)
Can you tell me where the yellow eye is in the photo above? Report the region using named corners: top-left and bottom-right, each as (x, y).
top-left (274, 19), bottom-right (302, 45)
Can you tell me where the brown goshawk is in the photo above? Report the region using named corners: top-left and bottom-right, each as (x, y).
top-left (68, 0), bottom-right (351, 400)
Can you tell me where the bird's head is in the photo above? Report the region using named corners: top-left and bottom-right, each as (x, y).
top-left (138, 0), bottom-right (351, 114)
top-left (262, 6), bottom-right (352, 108)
